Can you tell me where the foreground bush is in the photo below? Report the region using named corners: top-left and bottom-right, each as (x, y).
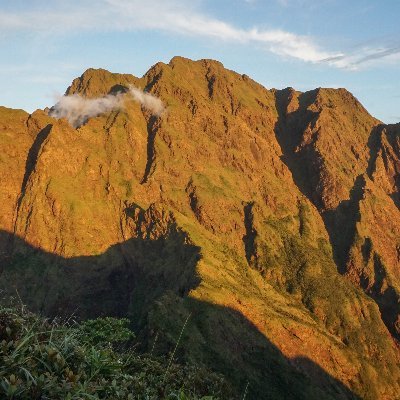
top-left (0, 305), bottom-right (229, 399)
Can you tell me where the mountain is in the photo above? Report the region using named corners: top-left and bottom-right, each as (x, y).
top-left (0, 56), bottom-right (399, 399)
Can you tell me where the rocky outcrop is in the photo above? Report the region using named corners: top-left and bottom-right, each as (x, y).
top-left (0, 57), bottom-right (399, 399)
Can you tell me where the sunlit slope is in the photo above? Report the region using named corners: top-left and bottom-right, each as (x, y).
top-left (0, 57), bottom-right (399, 399)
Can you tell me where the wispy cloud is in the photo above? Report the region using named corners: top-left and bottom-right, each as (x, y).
top-left (49, 86), bottom-right (164, 128)
top-left (49, 93), bottom-right (125, 128)
top-left (0, 0), bottom-right (398, 70)
top-left (0, 0), bottom-right (340, 65)
top-left (356, 46), bottom-right (400, 65)
top-left (129, 87), bottom-right (165, 116)
top-left (322, 45), bottom-right (400, 69)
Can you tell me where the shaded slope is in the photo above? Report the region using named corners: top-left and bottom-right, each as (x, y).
top-left (0, 57), bottom-right (399, 399)
top-left (274, 86), bottom-right (400, 341)
top-left (0, 230), bottom-right (361, 400)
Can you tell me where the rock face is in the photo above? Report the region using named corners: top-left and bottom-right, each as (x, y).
top-left (0, 57), bottom-right (399, 399)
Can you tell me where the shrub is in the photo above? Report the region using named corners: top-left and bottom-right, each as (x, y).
top-left (0, 305), bottom-right (228, 399)
top-left (79, 317), bottom-right (135, 346)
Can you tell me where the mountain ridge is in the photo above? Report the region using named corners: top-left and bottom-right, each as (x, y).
top-left (0, 56), bottom-right (399, 399)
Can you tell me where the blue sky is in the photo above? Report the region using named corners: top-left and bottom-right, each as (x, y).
top-left (0, 0), bottom-right (399, 123)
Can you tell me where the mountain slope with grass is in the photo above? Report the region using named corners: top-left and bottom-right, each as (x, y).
top-left (0, 57), bottom-right (399, 399)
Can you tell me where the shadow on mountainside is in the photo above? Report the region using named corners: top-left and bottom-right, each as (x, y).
top-left (273, 96), bottom-right (400, 342)
top-left (274, 88), bottom-right (356, 271)
top-left (322, 174), bottom-right (366, 273)
top-left (273, 90), bottom-right (386, 275)
top-left (0, 229), bottom-right (360, 400)
top-left (274, 88), bottom-right (320, 207)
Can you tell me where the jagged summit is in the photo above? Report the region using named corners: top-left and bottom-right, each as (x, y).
top-left (0, 57), bottom-right (399, 399)
top-left (65, 67), bottom-right (140, 97)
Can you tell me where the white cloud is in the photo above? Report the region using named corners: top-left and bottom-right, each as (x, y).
top-left (0, 0), bottom-right (340, 65)
top-left (321, 46), bottom-right (400, 70)
top-left (49, 93), bottom-right (124, 128)
top-left (106, 0), bottom-right (342, 64)
top-left (0, 0), bottom-right (398, 70)
top-left (129, 87), bottom-right (165, 117)
top-left (49, 86), bottom-right (164, 128)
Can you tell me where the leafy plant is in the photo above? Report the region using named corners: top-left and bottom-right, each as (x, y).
top-left (0, 305), bottom-right (229, 399)
top-left (79, 317), bottom-right (135, 346)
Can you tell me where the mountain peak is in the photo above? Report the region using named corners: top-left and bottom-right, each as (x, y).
top-left (66, 67), bottom-right (139, 97)
top-left (1, 57), bottom-right (400, 399)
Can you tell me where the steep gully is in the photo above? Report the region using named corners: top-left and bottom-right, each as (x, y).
top-left (8, 123), bottom-right (53, 258)
top-left (11, 84), bottom-right (399, 342)
top-left (0, 102), bottom-right (369, 398)
top-left (141, 115), bottom-right (160, 184)
top-left (273, 90), bottom-right (400, 341)
top-left (2, 59), bottom-right (400, 398)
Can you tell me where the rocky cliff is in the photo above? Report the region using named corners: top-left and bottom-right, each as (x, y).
top-left (0, 57), bottom-right (399, 399)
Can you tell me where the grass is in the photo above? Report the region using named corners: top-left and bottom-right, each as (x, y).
top-left (165, 313), bottom-right (192, 380)
top-left (0, 303), bottom-right (230, 399)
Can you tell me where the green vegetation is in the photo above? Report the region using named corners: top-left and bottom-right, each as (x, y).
top-left (120, 179), bottom-right (133, 198)
top-left (0, 304), bottom-right (229, 399)
top-left (1, 57), bottom-right (400, 399)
